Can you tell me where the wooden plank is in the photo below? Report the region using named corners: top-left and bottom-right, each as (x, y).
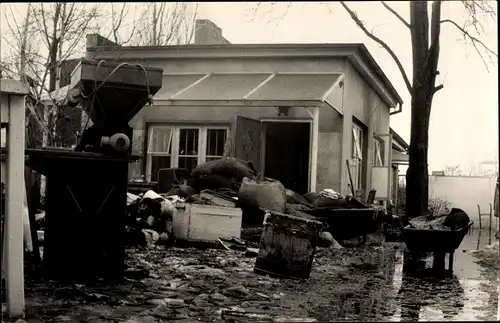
top-left (3, 91), bottom-right (26, 318)
top-left (310, 107), bottom-right (319, 192)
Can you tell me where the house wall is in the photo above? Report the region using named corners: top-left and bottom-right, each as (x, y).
top-left (106, 53), bottom-right (391, 195)
top-left (340, 60), bottom-right (391, 197)
top-left (128, 56), bottom-right (348, 192)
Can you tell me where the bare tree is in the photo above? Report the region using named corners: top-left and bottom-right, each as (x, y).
top-left (132, 3), bottom-right (199, 46)
top-left (252, 1), bottom-right (497, 218)
top-left (444, 165), bottom-right (463, 176)
top-left (2, 3), bottom-right (101, 147)
top-left (339, 1), bottom-right (496, 218)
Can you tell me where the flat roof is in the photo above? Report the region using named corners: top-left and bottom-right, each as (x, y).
top-left (86, 42), bottom-right (403, 108)
top-left (390, 127), bottom-right (409, 151)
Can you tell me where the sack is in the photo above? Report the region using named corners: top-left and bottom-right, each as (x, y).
top-left (192, 157), bottom-right (255, 179)
top-left (443, 208), bottom-right (470, 230)
top-left (196, 174), bottom-right (238, 191)
top-left (237, 177), bottom-right (287, 213)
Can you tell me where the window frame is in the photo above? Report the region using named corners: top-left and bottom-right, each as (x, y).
top-left (373, 136), bottom-right (385, 167)
top-left (351, 122), bottom-right (365, 193)
top-left (145, 124), bottom-right (229, 182)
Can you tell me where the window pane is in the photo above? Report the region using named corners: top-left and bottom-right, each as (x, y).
top-left (178, 156), bottom-right (198, 173)
top-left (148, 127), bottom-right (172, 153)
top-left (206, 157), bottom-right (222, 162)
top-left (206, 129), bottom-right (227, 156)
top-left (179, 129), bottom-right (199, 156)
top-left (352, 126), bottom-right (362, 159)
top-left (1, 127), bottom-right (6, 148)
top-left (151, 156), bottom-right (171, 182)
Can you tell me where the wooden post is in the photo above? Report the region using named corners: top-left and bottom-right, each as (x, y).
top-left (1, 79), bottom-right (28, 318)
top-left (309, 106), bottom-right (319, 193)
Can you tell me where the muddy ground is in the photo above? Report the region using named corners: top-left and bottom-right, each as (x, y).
top-left (3, 229), bottom-right (499, 322)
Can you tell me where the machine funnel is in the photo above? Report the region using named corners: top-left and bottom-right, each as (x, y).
top-left (70, 60), bottom-right (163, 125)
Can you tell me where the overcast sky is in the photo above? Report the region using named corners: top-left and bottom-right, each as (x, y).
top-left (197, 2), bottom-right (499, 174)
top-left (1, 2), bottom-right (498, 173)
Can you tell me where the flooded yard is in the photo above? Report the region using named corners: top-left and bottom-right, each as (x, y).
top-left (9, 229), bottom-right (500, 322)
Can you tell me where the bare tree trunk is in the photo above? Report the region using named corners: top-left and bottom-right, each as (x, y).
top-left (152, 3), bottom-right (158, 46)
top-left (406, 1), bottom-right (442, 218)
top-left (48, 4), bottom-right (61, 93)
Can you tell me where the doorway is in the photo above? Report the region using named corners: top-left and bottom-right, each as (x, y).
top-left (263, 121), bottom-right (311, 194)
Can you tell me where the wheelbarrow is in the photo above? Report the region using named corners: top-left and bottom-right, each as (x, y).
top-left (402, 221), bottom-right (474, 274)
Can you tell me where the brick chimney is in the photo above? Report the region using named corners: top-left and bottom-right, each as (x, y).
top-left (194, 19), bottom-right (231, 45)
top-left (86, 34), bottom-right (121, 49)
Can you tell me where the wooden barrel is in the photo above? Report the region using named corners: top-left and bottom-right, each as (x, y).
top-left (254, 211), bottom-right (324, 279)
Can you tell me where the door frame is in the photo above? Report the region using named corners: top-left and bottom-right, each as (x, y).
top-left (259, 118), bottom-right (313, 193)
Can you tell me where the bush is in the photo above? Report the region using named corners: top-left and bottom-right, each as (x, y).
top-left (397, 181), bottom-right (451, 217)
top-left (429, 197), bottom-right (451, 217)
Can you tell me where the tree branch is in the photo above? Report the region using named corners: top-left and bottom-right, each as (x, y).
top-left (381, 1), bottom-right (411, 29)
top-left (340, 1), bottom-right (413, 95)
top-left (433, 84), bottom-right (444, 94)
top-left (441, 18), bottom-right (498, 72)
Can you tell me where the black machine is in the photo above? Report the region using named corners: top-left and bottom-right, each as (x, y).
top-left (26, 60), bottom-right (163, 283)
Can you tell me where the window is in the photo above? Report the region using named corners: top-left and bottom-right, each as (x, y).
top-left (145, 125), bottom-right (228, 181)
top-left (147, 127), bottom-right (173, 182)
top-left (178, 128), bottom-right (199, 171)
top-left (1, 127), bottom-right (6, 148)
top-left (206, 129), bottom-right (227, 162)
top-left (351, 123), bottom-right (364, 194)
top-left (373, 137), bottom-right (385, 166)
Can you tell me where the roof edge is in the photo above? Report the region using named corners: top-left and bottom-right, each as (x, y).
top-left (390, 127), bottom-right (409, 151)
top-left (86, 42), bottom-right (403, 111)
top-left (354, 44), bottom-right (404, 106)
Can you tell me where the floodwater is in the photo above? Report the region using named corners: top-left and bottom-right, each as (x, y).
top-left (390, 228), bottom-right (498, 322)
top-left (313, 228), bottom-right (499, 322)
top-left (12, 228), bottom-right (500, 322)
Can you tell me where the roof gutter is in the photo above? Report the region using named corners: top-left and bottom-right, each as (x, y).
top-left (390, 102), bottom-right (403, 115)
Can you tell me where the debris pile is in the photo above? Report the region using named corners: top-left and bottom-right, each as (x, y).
top-left (120, 157), bottom-right (385, 249)
top-left (124, 190), bottom-right (179, 246)
top-left (405, 208), bottom-right (471, 231)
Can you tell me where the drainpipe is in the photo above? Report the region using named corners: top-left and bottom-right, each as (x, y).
top-left (390, 102), bottom-right (403, 116)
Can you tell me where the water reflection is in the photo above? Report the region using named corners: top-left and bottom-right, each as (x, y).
top-left (397, 271), bottom-right (465, 321)
top-left (316, 247), bottom-right (401, 321)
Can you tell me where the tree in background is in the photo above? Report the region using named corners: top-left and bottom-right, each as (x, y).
top-left (2, 3), bottom-right (101, 147)
top-left (1, 3), bottom-right (200, 147)
top-left (444, 165), bottom-right (463, 176)
top-left (100, 3), bottom-right (199, 47)
top-left (339, 1), bottom-right (496, 218)
top-left (252, 1), bottom-right (497, 218)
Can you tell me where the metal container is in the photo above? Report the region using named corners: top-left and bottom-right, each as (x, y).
top-left (26, 149), bottom-right (137, 283)
top-left (24, 60), bottom-right (163, 283)
top-left (309, 207), bottom-right (383, 242)
top-left (254, 211), bottom-right (324, 279)
top-left (402, 221), bottom-right (473, 253)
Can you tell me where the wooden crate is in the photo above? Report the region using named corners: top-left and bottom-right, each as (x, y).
top-left (173, 203), bottom-right (242, 243)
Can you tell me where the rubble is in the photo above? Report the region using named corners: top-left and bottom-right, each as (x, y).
top-left (119, 157), bottom-right (385, 251)
top-left (406, 208), bottom-right (471, 231)
top-left (318, 231), bottom-right (335, 248)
